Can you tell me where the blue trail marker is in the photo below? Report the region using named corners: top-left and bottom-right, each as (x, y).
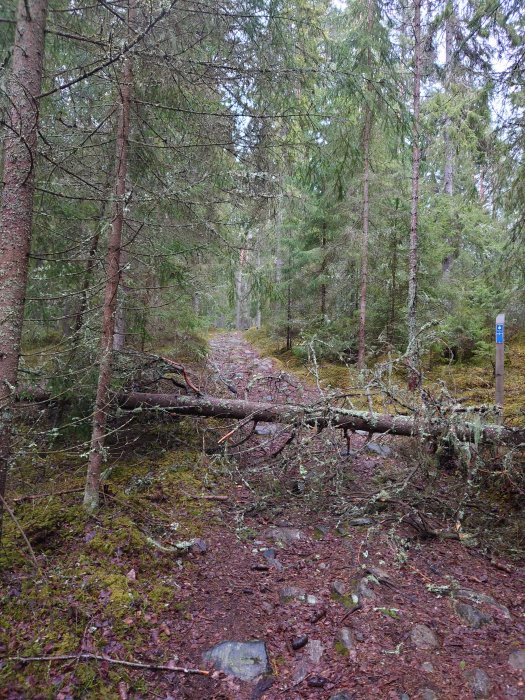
top-left (495, 313), bottom-right (505, 413)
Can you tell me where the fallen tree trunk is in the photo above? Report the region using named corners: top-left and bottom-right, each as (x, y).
top-left (118, 392), bottom-right (525, 447)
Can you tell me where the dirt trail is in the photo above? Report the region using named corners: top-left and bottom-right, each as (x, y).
top-left (161, 333), bottom-right (525, 700)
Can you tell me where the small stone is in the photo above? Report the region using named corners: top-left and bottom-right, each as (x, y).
top-left (365, 442), bottom-right (392, 457)
top-left (420, 690), bottom-right (438, 700)
top-left (190, 538), bottom-right (207, 554)
top-left (399, 694), bottom-right (410, 700)
top-left (332, 580), bottom-right (347, 596)
top-left (455, 602), bottom-right (492, 628)
top-left (357, 577), bottom-right (376, 600)
top-left (337, 627), bottom-right (356, 653)
top-left (465, 668), bottom-right (492, 698)
top-left (255, 424), bottom-right (277, 436)
top-left (307, 639), bottom-right (324, 664)
top-left (410, 624), bottom-right (439, 650)
top-left (308, 675), bottom-right (327, 688)
top-left (202, 640), bottom-right (269, 681)
top-left (262, 548), bottom-right (284, 571)
top-left (330, 693), bottom-right (354, 700)
top-left (306, 594), bottom-right (318, 605)
top-left (291, 635), bottom-right (308, 651)
top-left (263, 527), bottom-right (305, 545)
top-left (348, 517), bottom-right (373, 526)
top-left (280, 586), bottom-right (306, 604)
top-left (421, 662), bottom-right (434, 673)
top-left (509, 650), bottom-right (525, 671)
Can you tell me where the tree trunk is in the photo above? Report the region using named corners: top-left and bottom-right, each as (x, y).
top-left (407, 0), bottom-right (422, 390)
top-left (357, 105), bottom-right (372, 370)
top-left (320, 223), bottom-right (327, 321)
top-left (117, 392), bottom-right (525, 448)
top-left (84, 0), bottom-right (134, 511)
top-left (357, 0), bottom-right (374, 371)
top-left (442, 2), bottom-right (455, 276)
top-left (0, 0), bottom-right (48, 538)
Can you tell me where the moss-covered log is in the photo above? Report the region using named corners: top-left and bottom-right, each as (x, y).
top-left (118, 392), bottom-right (525, 447)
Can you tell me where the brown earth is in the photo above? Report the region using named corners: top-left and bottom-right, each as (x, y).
top-left (1, 332), bottom-right (524, 700)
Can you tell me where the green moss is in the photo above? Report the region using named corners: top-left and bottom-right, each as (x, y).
top-left (334, 639), bottom-right (350, 657)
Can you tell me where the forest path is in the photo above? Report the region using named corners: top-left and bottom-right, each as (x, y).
top-left (169, 333), bottom-right (525, 700)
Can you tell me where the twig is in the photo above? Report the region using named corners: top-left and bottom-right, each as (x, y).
top-left (8, 653), bottom-right (210, 676)
top-left (340, 602), bottom-right (362, 623)
top-left (0, 493), bottom-right (40, 572)
top-left (12, 488), bottom-right (83, 503)
top-left (183, 493), bottom-right (228, 501)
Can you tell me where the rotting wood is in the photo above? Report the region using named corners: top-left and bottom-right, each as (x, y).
top-left (117, 392), bottom-right (525, 447)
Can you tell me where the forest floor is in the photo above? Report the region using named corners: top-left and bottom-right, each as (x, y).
top-left (1, 332), bottom-right (525, 700)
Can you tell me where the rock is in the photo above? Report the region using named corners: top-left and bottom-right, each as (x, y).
top-left (307, 639), bottom-right (324, 664)
top-left (348, 517), bottom-right (373, 526)
top-left (263, 527), bottom-right (305, 545)
top-left (465, 668), bottom-right (492, 698)
top-left (330, 693), bottom-right (354, 700)
top-left (419, 690), bottom-right (438, 700)
top-left (190, 538), bottom-right (207, 555)
top-left (337, 627), bottom-right (356, 653)
top-left (399, 694), bottom-right (410, 700)
top-left (261, 548), bottom-right (284, 572)
top-left (202, 640), bottom-right (269, 681)
top-left (308, 676), bottom-right (327, 687)
top-left (251, 677), bottom-right (274, 700)
top-left (280, 586), bottom-right (306, 604)
top-left (454, 602), bottom-right (492, 628)
top-left (508, 650), bottom-right (525, 671)
top-left (332, 580), bottom-right (347, 596)
top-left (291, 635), bottom-right (308, 650)
top-left (357, 577), bottom-right (376, 600)
top-left (365, 442), bottom-right (392, 457)
top-left (410, 624), bottom-right (439, 650)
top-left (254, 424), bottom-right (277, 436)
top-left (292, 639), bottom-right (323, 683)
top-left (421, 662), bottom-right (434, 673)
top-left (306, 594), bottom-right (318, 605)
top-left (456, 589), bottom-right (511, 619)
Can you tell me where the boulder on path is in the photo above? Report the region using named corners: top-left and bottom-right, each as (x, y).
top-left (410, 624), bottom-right (440, 650)
top-left (202, 640), bottom-right (269, 681)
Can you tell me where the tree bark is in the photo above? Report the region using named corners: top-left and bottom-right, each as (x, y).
top-left (407, 0), bottom-right (422, 390)
top-left (117, 392), bottom-right (525, 447)
top-left (442, 2), bottom-right (455, 276)
top-left (84, 0), bottom-right (134, 511)
top-left (357, 0), bottom-right (374, 370)
top-left (0, 0), bottom-right (48, 538)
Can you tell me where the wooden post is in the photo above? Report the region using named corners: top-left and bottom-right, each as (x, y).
top-left (495, 313), bottom-right (505, 420)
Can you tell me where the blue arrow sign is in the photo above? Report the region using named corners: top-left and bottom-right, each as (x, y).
top-left (496, 324), bottom-right (504, 344)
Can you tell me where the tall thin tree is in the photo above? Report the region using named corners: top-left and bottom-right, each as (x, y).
top-left (407, 0), bottom-right (423, 390)
top-left (84, 0), bottom-right (135, 511)
top-left (357, 0), bottom-right (374, 371)
top-left (0, 0), bottom-right (48, 537)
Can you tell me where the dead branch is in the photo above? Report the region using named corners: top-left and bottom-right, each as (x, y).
top-left (9, 653), bottom-right (210, 676)
top-left (117, 392), bottom-right (525, 447)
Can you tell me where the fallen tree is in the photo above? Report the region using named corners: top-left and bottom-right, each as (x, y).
top-left (118, 392), bottom-right (525, 447)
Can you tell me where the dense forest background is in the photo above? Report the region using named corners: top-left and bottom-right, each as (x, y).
top-left (0, 0), bottom-right (524, 511)
top-left (2, 2), bottom-right (525, 698)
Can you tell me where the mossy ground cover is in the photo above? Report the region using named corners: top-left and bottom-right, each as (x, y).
top-left (0, 414), bottom-right (222, 699)
top-left (245, 327), bottom-right (525, 423)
